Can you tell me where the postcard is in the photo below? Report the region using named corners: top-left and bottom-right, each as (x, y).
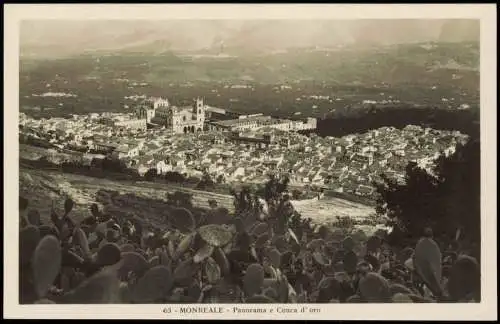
top-left (3, 3), bottom-right (497, 321)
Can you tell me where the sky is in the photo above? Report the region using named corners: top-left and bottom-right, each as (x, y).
top-left (19, 19), bottom-right (480, 58)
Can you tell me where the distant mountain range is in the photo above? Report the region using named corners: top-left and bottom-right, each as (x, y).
top-left (20, 19), bottom-right (479, 59)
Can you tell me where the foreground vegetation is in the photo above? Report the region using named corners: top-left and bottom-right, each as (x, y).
top-left (19, 137), bottom-right (480, 304)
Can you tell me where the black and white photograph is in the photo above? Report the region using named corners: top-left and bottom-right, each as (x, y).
top-left (4, 3), bottom-right (497, 321)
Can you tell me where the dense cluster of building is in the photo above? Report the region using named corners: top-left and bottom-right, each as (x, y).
top-left (19, 96), bottom-right (468, 199)
top-left (82, 97), bottom-right (317, 135)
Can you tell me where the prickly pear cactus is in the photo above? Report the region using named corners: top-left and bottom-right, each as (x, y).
top-left (397, 247), bottom-right (414, 264)
top-left (406, 293), bottom-right (434, 303)
top-left (119, 282), bottom-right (132, 303)
top-left (414, 237), bottom-right (443, 297)
top-left (343, 250), bottom-right (358, 274)
top-left (198, 224), bottom-right (233, 247)
top-left (390, 283), bottom-right (413, 296)
top-left (20, 225), bottom-right (41, 266)
top-left (120, 244), bottom-right (135, 253)
top-left (358, 272), bottom-right (392, 302)
top-left (57, 263), bottom-right (122, 304)
top-left (34, 298), bottom-right (55, 304)
top-left (447, 255), bottom-right (480, 302)
top-left (204, 257), bottom-right (221, 284)
top-left (105, 229), bottom-right (119, 243)
top-left (149, 256), bottom-right (160, 267)
top-left (32, 235), bottom-right (62, 298)
top-left (262, 287), bottom-right (278, 301)
top-left (193, 243), bottom-right (215, 264)
top-left (342, 236), bottom-right (355, 251)
top-left (352, 229), bottom-right (367, 243)
top-left (20, 196), bottom-right (29, 211)
top-left (345, 294), bottom-right (363, 303)
top-left (245, 294), bottom-right (274, 303)
top-left (64, 197), bottom-right (75, 216)
top-left (38, 225), bottom-right (59, 240)
top-left (72, 227), bottom-right (91, 259)
top-left (392, 293), bottom-right (413, 303)
top-left (131, 265), bottom-right (174, 303)
top-left (271, 235), bottom-right (288, 253)
top-left (212, 247), bottom-right (230, 277)
top-left (250, 222), bottom-right (268, 237)
top-left (96, 243), bottom-right (122, 267)
top-left (27, 210), bottom-right (41, 227)
top-left (168, 207), bottom-right (196, 233)
top-left (366, 235), bottom-right (381, 253)
top-left (288, 228), bottom-right (299, 245)
top-left (174, 232), bottom-right (195, 260)
top-left (255, 233), bottom-right (270, 248)
top-left (118, 252), bottom-right (149, 280)
top-left (266, 248), bottom-right (282, 269)
top-left (232, 217), bottom-right (245, 233)
top-left (307, 238), bottom-right (325, 251)
top-left (20, 215), bottom-right (29, 229)
top-left (243, 263), bottom-right (265, 297)
top-left (173, 258), bottom-right (199, 287)
top-left (312, 251), bottom-right (329, 267)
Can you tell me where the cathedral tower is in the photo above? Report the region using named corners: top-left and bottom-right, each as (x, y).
top-left (195, 97), bottom-right (205, 131)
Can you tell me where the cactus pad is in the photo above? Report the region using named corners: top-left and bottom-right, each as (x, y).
top-left (204, 257), bottom-right (221, 284)
top-left (447, 255), bottom-right (480, 302)
top-left (118, 252), bottom-right (149, 279)
top-left (243, 263), bottom-right (265, 297)
top-left (131, 265), bottom-right (174, 303)
top-left (414, 237), bottom-right (443, 297)
top-left (198, 224), bottom-right (233, 247)
top-left (342, 236), bottom-right (355, 251)
top-left (58, 264), bottom-right (122, 304)
top-left (212, 247), bottom-right (230, 277)
top-left (194, 244), bottom-right (215, 264)
top-left (392, 293), bottom-right (413, 303)
top-left (167, 207), bottom-right (196, 233)
top-left (174, 232), bottom-right (195, 259)
top-left (358, 272), bottom-right (392, 302)
top-left (20, 225), bottom-right (41, 266)
top-left (245, 294), bottom-right (274, 303)
top-left (27, 210), bottom-right (41, 226)
top-left (32, 235), bottom-right (62, 298)
top-left (96, 243), bottom-right (122, 267)
top-left (173, 258), bottom-right (199, 286)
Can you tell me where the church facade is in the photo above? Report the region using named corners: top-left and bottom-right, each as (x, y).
top-left (136, 97), bottom-right (206, 134)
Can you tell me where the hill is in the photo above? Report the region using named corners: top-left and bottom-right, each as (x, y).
top-left (19, 167), bottom-right (376, 229)
top-left (19, 42), bottom-right (479, 119)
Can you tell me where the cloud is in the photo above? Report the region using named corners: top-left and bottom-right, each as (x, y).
top-left (20, 19), bottom-right (480, 58)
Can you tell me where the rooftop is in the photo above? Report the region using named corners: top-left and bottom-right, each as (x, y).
top-left (210, 115), bottom-right (272, 127)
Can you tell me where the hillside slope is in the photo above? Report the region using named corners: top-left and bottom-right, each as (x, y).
top-left (19, 167), bottom-right (375, 227)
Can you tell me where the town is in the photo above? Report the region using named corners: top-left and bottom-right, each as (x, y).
top-left (19, 96), bottom-right (469, 200)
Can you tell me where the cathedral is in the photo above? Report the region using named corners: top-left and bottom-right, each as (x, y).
top-left (136, 97), bottom-right (206, 134)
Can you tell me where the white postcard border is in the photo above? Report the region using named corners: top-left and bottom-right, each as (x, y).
top-left (3, 3), bottom-right (497, 320)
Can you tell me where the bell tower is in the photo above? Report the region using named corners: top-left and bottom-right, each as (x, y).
top-left (195, 97), bottom-right (205, 131)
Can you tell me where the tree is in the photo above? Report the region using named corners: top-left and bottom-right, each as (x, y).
top-left (434, 138), bottom-right (480, 250)
top-left (166, 191), bottom-right (193, 208)
top-left (144, 168), bottom-right (158, 181)
top-left (208, 199), bottom-right (218, 209)
top-left (291, 189), bottom-right (303, 200)
top-left (374, 137), bottom-right (481, 254)
top-left (196, 171), bottom-right (215, 190)
top-left (230, 185), bottom-right (260, 217)
top-left (216, 174), bottom-right (226, 184)
top-left (165, 171), bottom-right (186, 183)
